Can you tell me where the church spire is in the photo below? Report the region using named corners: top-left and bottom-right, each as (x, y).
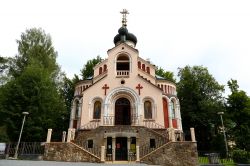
top-left (120, 9), bottom-right (129, 27)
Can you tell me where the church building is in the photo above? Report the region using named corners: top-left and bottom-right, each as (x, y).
top-left (49, 10), bottom-right (198, 164)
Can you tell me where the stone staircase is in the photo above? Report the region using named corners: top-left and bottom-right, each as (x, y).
top-left (74, 125), bottom-right (170, 161)
top-left (72, 140), bottom-right (101, 159)
top-left (139, 126), bottom-right (169, 158)
top-left (140, 142), bottom-right (199, 166)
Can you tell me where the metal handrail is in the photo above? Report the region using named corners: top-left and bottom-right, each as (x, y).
top-left (143, 120), bottom-right (165, 129)
top-left (80, 120), bottom-right (100, 130)
top-left (139, 137), bottom-right (168, 158)
top-left (74, 140), bottom-right (101, 158)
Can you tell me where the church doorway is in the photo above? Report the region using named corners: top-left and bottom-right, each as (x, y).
top-left (115, 137), bottom-right (128, 160)
top-left (115, 98), bottom-right (131, 125)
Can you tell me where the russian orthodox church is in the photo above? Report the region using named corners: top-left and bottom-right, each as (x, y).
top-left (57, 10), bottom-right (197, 164)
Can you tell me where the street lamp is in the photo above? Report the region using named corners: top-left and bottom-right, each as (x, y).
top-left (14, 112), bottom-right (29, 159)
top-left (217, 112), bottom-right (229, 158)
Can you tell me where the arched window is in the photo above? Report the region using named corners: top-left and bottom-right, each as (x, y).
top-left (142, 64), bottom-right (145, 71)
top-left (116, 55), bottom-right (129, 70)
top-left (144, 101), bottom-right (152, 119)
top-left (93, 101), bottom-right (101, 119)
top-left (170, 100), bottom-right (175, 119)
top-left (146, 67), bottom-right (150, 74)
top-left (138, 61), bottom-right (141, 69)
top-left (104, 64), bottom-right (107, 72)
top-left (75, 100), bottom-right (79, 119)
top-left (99, 67), bottom-right (103, 75)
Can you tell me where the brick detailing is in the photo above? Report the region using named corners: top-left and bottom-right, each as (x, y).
top-left (44, 142), bottom-right (100, 163)
top-left (140, 142), bottom-right (199, 166)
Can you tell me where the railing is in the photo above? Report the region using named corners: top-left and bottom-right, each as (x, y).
top-left (116, 70), bottom-right (129, 77)
top-left (175, 131), bottom-right (185, 141)
top-left (139, 137), bottom-right (167, 158)
top-left (103, 116), bottom-right (114, 125)
top-left (105, 149), bottom-right (114, 161)
top-left (74, 140), bottom-right (101, 158)
top-left (198, 151), bottom-right (235, 165)
top-left (80, 120), bottom-right (100, 130)
top-left (143, 120), bottom-right (165, 129)
top-left (131, 114), bottom-right (140, 125)
top-left (2, 142), bottom-right (44, 158)
top-left (128, 149), bottom-right (137, 161)
top-left (105, 149), bottom-right (136, 161)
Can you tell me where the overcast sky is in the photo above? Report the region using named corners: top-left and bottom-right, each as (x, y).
top-left (0, 0), bottom-right (250, 95)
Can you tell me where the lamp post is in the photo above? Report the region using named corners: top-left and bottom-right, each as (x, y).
top-left (14, 112), bottom-right (29, 159)
top-left (217, 112), bottom-right (229, 158)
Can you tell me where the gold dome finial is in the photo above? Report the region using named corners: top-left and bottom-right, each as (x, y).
top-left (120, 9), bottom-right (129, 27)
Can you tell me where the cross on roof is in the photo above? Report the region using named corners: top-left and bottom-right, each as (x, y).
top-left (120, 9), bottom-right (129, 27)
top-left (102, 84), bottom-right (109, 95)
top-left (136, 83), bottom-right (143, 95)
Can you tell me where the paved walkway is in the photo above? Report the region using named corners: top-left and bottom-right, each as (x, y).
top-left (0, 160), bottom-right (149, 166)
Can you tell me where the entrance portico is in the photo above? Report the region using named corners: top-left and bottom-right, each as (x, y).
top-left (103, 87), bottom-right (141, 126)
top-left (104, 131), bottom-right (138, 161)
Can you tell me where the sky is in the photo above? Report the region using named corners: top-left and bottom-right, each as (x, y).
top-left (0, 0), bottom-right (250, 95)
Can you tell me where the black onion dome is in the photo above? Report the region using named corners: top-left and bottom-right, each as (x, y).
top-left (113, 26), bottom-right (137, 45)
top-left (118, 27), bottom-right (128, 35)
top-left (126, 33), bottom-right (137, 44)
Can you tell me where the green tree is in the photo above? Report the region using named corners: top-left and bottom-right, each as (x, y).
top-left (155, 67), bottom-right (176, 83)
top-left (60, 74), bottom-right (80, 115)
top-left (177, 65), bottom-right (225, 151)
top-left (0, 28), bottom-right (66, 141)
top-left (80, 55), bottom-right (102, 79)
top-left (10, 28), bottom-right (59, 78)
top-left (0, 56), bottom-right (8, 73)
top-left (0, 56), bottom-right (12, 85)
top-left (227, 79), bottom-right (250, 151)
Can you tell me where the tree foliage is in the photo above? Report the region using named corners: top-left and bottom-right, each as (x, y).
top-left (10, 28), bottom-right (59, 78)
top-left (155, 67), bottom-right (176, 83)
top-left (60, 74), bottom-right (80, 114)
top-left (80, 55), bottom-right (102, 79)
top-left (0, 56), bottom-right (8, 73)
top-left (0, 28), bottom-right (66, 141)
top-left (227, 79), bottom-right (250, 151)
top-left (177, 65), bottom-right (225, 151)
top-left (0, 56), bottom-right (12, 85)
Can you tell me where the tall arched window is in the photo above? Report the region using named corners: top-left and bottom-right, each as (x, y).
top-left (99, 67), bottom-right (103, 75)
top-left (146, 67), bottom-right (150, 74)
top-left (170, 100), bottom-right (175, 119)
top-left (93, 101), bottom-right (101, 119)
top-left (116, 55), bottom-right (129, 70)
top-left (75, 100), bottom-right (79, 119)
top-left (104, 64), bottom-right (107, 72)
top-left (144, 101), bottom-right (152, 119)
top-left (138, 61), bottom-right (141, 69)
top-left (142, 64), bottom-right (145, 71)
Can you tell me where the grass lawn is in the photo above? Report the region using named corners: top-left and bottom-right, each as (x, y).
top-left (199, 157), bottom-right (235, 166)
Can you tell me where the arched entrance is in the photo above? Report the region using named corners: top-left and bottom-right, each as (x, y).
top-left (115, 98), bottom-right (131, 125)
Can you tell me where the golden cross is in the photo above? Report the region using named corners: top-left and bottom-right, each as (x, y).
top-left (120, 9), bottom-right (129, 27)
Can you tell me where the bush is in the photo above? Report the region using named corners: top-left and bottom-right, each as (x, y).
top-left (232, 149), bottom-right (250, 164)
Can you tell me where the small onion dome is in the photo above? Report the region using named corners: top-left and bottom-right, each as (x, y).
top-left (114, 27), bottom-right (137, 46)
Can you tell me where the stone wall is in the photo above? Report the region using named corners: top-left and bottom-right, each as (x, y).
top-left (141, 142), bottom-right (199, 166)
top-left (43, 142), bottom-right (100, 163)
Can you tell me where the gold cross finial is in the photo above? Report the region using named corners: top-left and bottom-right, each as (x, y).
top-left (120, 9), bottom-right (129, 27)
